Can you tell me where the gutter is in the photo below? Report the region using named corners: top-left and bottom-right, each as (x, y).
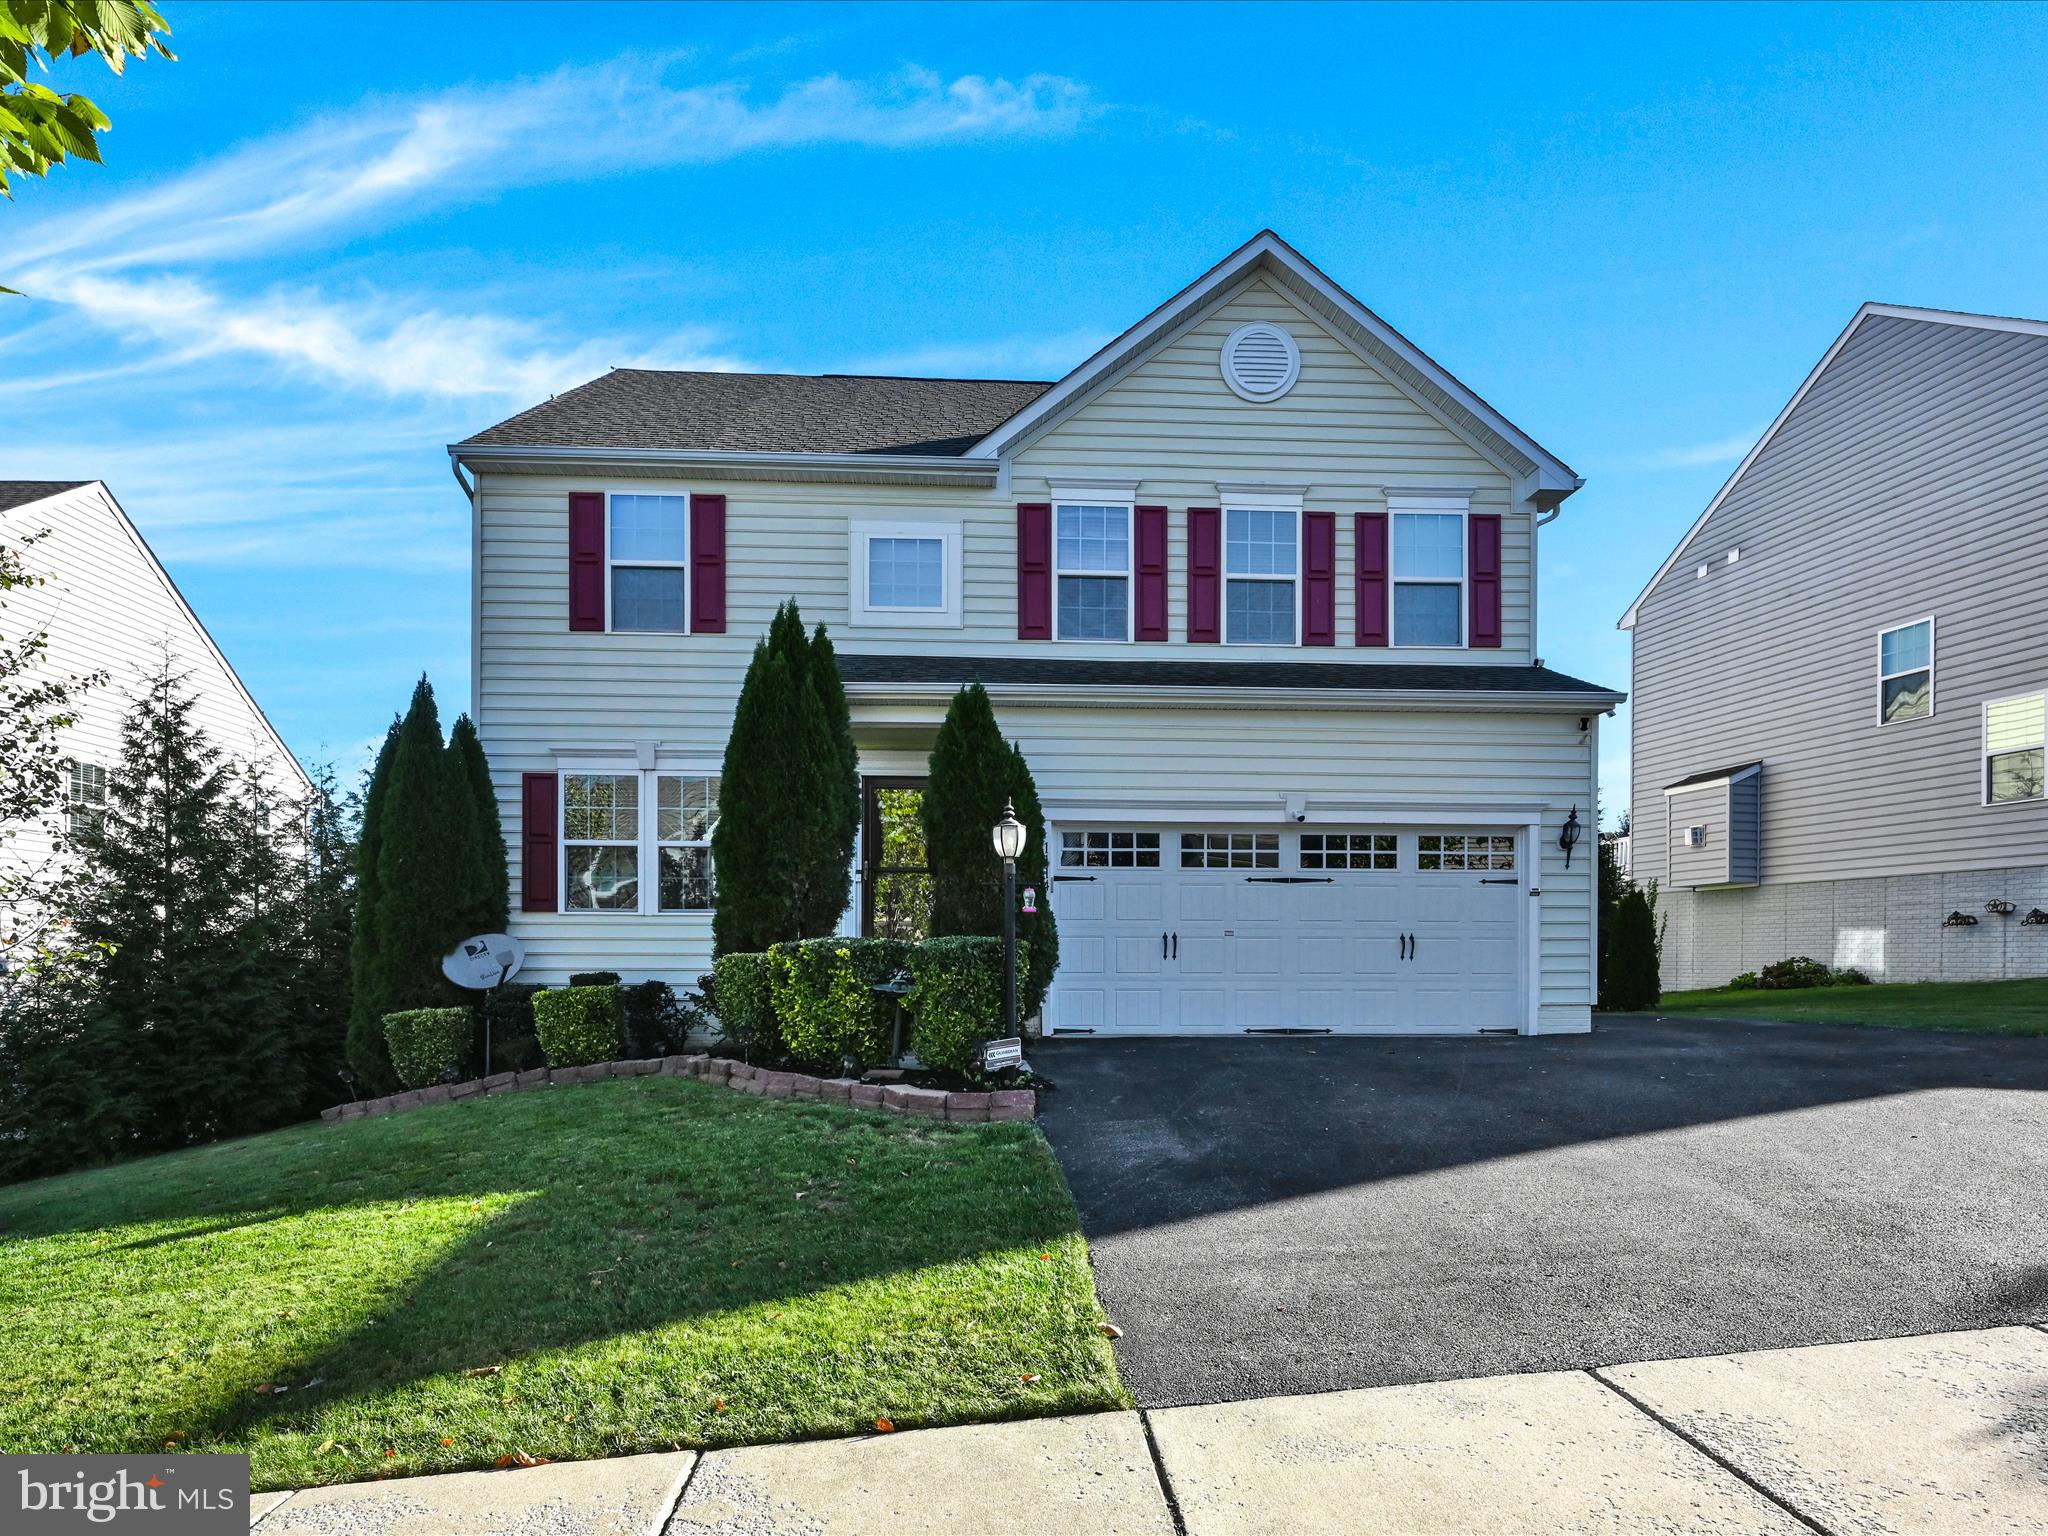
top-left (843, 681), bottom-right (1627, 714)
top-left (447, 441), bottom-right (1002, 487)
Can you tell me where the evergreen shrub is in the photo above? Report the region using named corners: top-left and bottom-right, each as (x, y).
top-left (532, 985), bottom-right (623, 1067)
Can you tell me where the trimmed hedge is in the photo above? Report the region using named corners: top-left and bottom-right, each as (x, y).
top-left (532, 984), bottom-right (624, 1068)
top-left (711, 951), bottom-right (778, 1059)
top-left (769, 937), bottom-right (913, 1072)
top-left (382, 1007), bottom-right (472, 1089)
top-left (905, 935), bottom-right (1020, 1073)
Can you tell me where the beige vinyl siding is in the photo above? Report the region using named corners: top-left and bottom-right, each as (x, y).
top-left (1631, 312), bottom-right (2048, 890)
top-left (1014, 277), bottom-right (1530, 659)
top-left (0, 483), bottom-right (305, 900)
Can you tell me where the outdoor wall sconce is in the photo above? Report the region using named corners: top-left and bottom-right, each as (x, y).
top-left (1943, 910), bottom-right (1979, 927)
top-left (1559, 806), bottom-right (1583, 869)
top-left (1986, 899), bottom-right (2018, 916)
top-left (2023, 909), bottom-right (2048, 927)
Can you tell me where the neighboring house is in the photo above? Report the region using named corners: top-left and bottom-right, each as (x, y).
top-left (451, 232), bottom-right (1621, 1036)
top-left (0, 480), bottom-right (308, 944)
top-left (1622, 304), bottom-right (2048, 989)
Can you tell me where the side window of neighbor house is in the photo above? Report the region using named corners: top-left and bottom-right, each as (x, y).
top-left (1985, 693), bottom-right (2046, 805)
top-left (609, 494), bottom-right (688, 632)
top-left (1878, 618), bottom-right (1933, 723)
top-left (65, 759), bottom-right (109, 836)
top-left (1055, 503), bottom-right (1132, 641)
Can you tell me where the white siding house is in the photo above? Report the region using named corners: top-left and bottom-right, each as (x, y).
top-left (0, 480), bottom-right (309, 949)
top-left (454, 232), bottom-right (1621, 1035)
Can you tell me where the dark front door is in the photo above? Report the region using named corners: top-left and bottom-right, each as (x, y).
top-left (861, 777), bottom-right (932, 940)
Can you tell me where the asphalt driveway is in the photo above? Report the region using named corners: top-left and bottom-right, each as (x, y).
top-left (1034, 1015), bottom-right (2048, 1408)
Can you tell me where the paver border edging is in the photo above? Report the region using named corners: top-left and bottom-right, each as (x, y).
top-left (321, 1055), bottom-right (1033, 1127)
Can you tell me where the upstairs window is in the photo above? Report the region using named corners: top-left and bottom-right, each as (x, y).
top-left (1224, 509), bottom-right (1298, 644)
top-left (65, 759), bottom-right (108, 837)
top-left (1392, 511), bottom-right (1465, 647)
top-left (1055, 504), bottom-right (1131, 641)
top-left (1878, 618), bottom-right (1933, 723)
top-left (609, 494), bottom-right (687, 632)
top-left (1985, 693), bottom-right (2046, 805)
top-left (851, 520), bottom-right (961, 627)
top-left (563, 773), bottom-right (641, 910)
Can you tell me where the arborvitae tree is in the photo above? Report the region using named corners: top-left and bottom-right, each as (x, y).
top-left (1604, 885), bottom-right (1662, 1011)
top-left (372, 677), bottom-right (474, 1019)
top-left (65, 662), bottom-right (296, 1152)
top-left (286, 762), bottom-right (358, 1113)
top-left (1006, 740), bottom-right (1059, 1019)
top-left (711, 603), bottom-right (853, 953)
top-left (449, 713), bottom-right (508, 933)
top-left (345, 719), bottom-right (400, 1091)
top-left (806, 623), bottom-right (860, 928)
top-left (924, 684), bottom-right (1015, 937)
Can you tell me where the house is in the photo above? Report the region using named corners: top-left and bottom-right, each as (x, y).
top-left (1621, 303), bottom-right (2048, 989)
top-left (450, 232), bottom-right (1622, 1036)
top-left (0, 480), bottom-right (309, 943)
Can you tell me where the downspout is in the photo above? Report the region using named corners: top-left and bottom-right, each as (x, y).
top-left (450, 449), bottom-right (481, 734)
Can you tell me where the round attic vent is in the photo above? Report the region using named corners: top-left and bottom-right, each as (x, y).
top-left (1221, 322), bottom-right (1301, 402)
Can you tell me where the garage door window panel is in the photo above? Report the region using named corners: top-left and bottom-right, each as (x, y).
top-left (1060, 829), bottom-right (1160, 868)
top-left (1301, 833), bottom-right (1397, 871)
top-left (1418, 833), bottom-right (1515, 871)
top-left (1180, 831), bottom-right (1280, 869)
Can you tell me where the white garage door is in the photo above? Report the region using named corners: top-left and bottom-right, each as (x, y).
top-left (1046, 825), bottom-right (1525, 1036)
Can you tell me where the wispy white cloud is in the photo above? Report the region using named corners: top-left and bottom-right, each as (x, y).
top-left (1621, 426), bottom-right (1765, 471)
top-left (12, 60), bottom-right (1093, 274)
top-left (839, 327), bottom-right (1113, 380)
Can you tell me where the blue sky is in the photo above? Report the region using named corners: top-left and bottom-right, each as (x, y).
top-left (7, 2), bottom-right (2048, 818)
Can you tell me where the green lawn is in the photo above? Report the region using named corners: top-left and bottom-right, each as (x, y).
top-left (0, 1077), bottom-right (1127, 1491)
top-left (1654, 975), bottom-right (2048, 1034)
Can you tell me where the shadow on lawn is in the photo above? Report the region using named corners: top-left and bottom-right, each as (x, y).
top-left (3, 1078), bottom-right (1084, 1455)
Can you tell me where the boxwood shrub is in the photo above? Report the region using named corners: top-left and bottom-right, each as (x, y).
top-left (711, 951), bottom-right (777, 1060)
top-left (532, 984), bottom-right (624, 1068)
top-left (906, 935), bottom-right (1022, 1073)
top-left (768, 937), bottom-right (914, 1072)
top-left (382, 1007), bottom-right (473, 1089)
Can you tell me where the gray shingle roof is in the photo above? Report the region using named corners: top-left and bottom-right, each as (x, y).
top-left (0, 481), bottom-right (89, 513)
top-left (461, 371), bottom-right (1054, 457)
top-left (1664, 762), bottom-right (1763, 791)
top-left (835, 653), bottom-right (1622, 697)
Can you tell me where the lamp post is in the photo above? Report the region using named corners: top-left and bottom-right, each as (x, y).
top-left (992, 799), bottom-right (1026, 1040)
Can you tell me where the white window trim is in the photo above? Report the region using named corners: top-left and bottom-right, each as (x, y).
top-left (1053, 500), bottom-right (1135, 644)
top-left (1875, 615), bottom-right (1936, 725)
top-left (848, 519), bottom-right (962, 628)
top-left (558, 765), bottom-right (722, 914)
top-left (606, 491), bottom-right (689, 635)
top-left (1981, 689), bottom-right (2047, 809)
top-left (1222, 504), bottom-right (1301, 647)
top-left (1388, 496), bottom-right (1470, 650)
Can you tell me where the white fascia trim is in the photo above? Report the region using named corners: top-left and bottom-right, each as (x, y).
top-left (449, 442), bottom-right (1000, 487)
top-left (844, 681), bottom-right (1627, 713)
top-left (52, 481), bottom-right (311, 792)
top-left (1613, 300), bottom-right (2048, 630)
top-left (964, 230), bottom-right (1582, 495)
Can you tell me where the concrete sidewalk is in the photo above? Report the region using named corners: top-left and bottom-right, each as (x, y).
top-left (250, 1324), bottom-right (2048, 1535)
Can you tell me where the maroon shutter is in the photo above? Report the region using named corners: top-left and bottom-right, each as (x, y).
top-left (1302, 511), bottom-right (1336, 646)
top-left (1017, 503), bottom-right (1052, 639)
top-left (521, 772), bottom-right (558, 912)
top-left (1468, 513), bottom-right (1502, 649)
top-left (1134, 505), bottom-right (1169, 642)
top-left (1355, 512), bottom-right (1389, 647)
top-left (567, 492), bottom-right (605, 632)
top-left (1187, 507), bottom-right (1221, 642)
top-left (691, 493), bottom-right (726, 634)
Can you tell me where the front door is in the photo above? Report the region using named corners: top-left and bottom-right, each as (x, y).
top-left (860, 778), bottom-right (932, 940)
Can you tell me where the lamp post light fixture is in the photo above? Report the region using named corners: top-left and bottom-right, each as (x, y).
top-left (992, 799), bottom-right (1026, 1040)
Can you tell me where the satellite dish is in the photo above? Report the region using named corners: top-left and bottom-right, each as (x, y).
top-left (442, 932), bottom-right (526, 991)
